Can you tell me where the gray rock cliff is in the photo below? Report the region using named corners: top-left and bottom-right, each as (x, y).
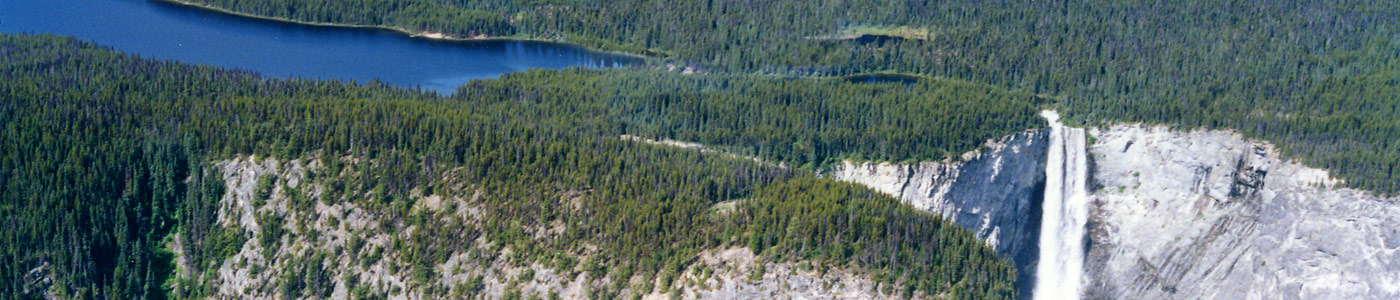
top-left (825, 130), bottom-right (1049, 293)
top-left (830, 123), bottom-right (1400, 300)
top-left (1083, 125), bottom-right (1400, 300)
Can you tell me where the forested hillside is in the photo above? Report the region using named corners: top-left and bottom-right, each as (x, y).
top-left (455, 70), bottom-right (1043, 168)
top-left (173, 0), bottom-right (1400, 194)
top-left (0, 34), bottom-right (1021, 299)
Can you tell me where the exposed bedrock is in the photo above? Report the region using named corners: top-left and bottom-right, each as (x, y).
top-left (825, 130), bottom-right (1049, 295)
top-left (1083, 125), bottom-right (1400, 300)
top-left (829, 123), bottom-right (1400, 300)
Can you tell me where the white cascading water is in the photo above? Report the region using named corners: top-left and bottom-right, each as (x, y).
top-left (1034, 110), bottom-right (1089, 300)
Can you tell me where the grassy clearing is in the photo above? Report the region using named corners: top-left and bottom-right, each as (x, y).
top-left (810, 25), bottom-right (935, 41)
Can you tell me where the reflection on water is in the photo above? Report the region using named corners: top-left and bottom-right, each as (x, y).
top-left (0, 0), bottom-right (641, 94)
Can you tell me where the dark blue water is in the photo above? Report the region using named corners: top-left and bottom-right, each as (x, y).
top-left (0, 0), bottom-right (641, 94)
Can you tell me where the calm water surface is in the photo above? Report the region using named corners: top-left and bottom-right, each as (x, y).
top-left (0, 0), bottom-right (640, 94)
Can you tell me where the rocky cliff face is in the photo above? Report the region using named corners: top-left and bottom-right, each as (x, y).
top-left (1083, 125), bottom-right (1400, 300)
top-left (829, 124), bottom-right (1400, 300)
top-left (195, 125), bottom-right (1400, 300)
top-left (197, 155), bottom-right (905, 300)
top-left (825, 130), bottom-right (1049, 293)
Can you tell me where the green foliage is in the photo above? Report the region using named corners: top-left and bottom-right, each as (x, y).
top-left (173, 161), bottom-right (248, 299)
top-left (276, 251), bottom-right (333, 299)
top-left (253, 174), bottom-right (275, 207)
top-left (462, 70), bottom-right (1045, 167)
top-left (256, 212), bottom-right (285, 260)
top-left (0, 34), bottom-right (1017, 299)
top-left (730, 178), bottom-right (1018, 299)
top-left (201, 226), bottom-right (246, 271)
top-left (746, 264), bottom-right (765, 282)
top-left (454, 275), bottom-right (485, 298)
top-left (183, 0), bottom-right (1400, 195)
top-left (173, 0), bottom-right (514, 37)
top-left (1063, 56), bottom-right (1400, 194)
top-left (350, 281), bottom-right (386, 300)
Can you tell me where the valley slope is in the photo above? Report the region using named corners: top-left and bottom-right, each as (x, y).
top-left (0, 34), bottom-right (1022, 300)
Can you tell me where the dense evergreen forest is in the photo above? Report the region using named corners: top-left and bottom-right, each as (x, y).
top-left (7, 0), bottom-right (1399, 298)
top-left (456, 70), bottom-right (1044, 168)
top-left (176, 0), bottom-right (1400, 194)
top-left (0, 34), bottom-right (1023, 299)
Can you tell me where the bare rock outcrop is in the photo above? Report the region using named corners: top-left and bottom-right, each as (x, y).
top-left (824, 130), bottom-right (1049, 293)
top-left (1084, 125), bottom-right (1400, 300)
top-left (201, 155), bottom-right (901, 299)
top-left (648, 247), bottom-right (907, 300)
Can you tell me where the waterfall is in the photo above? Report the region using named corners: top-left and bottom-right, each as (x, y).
top-left (1034, 110), bottom-right (1089, 300)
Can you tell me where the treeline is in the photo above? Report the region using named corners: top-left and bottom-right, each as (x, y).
top-left (731, 178), bottom-right (1016, 298)
top-left (0, 34), bottom-right (435, 299)
top-left (170, 0), bottom-right (513, 37)
top-left (457, 70), bottom-right (1045, 169)
top-left (0, 34), bottom-right (1017, 299)
top-left (179, 0), bottom-right (1400, 194)
top-left (1064, 55), bottom-right (1400, 194)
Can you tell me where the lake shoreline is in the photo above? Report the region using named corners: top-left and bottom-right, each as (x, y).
top-left (154, 0), bottom-right (650, 60)
top-left (151, 0), bottom-right (1036, 90)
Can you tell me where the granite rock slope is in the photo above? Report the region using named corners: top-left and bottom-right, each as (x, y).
top-left (825, 130), bottom-right (1049, 293)
top-left (1083, 125), bottom-right (1400, 300)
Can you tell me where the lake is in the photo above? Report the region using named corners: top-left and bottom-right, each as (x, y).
top-left (0, 0), bottom-right (642, 94)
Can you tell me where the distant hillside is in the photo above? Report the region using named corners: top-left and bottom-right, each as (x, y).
top-left (174, 0), bottom-right (1400, 194)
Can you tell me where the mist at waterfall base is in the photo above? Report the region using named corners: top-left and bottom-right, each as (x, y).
top-left (1034, 111), bottom-right (1089, 300)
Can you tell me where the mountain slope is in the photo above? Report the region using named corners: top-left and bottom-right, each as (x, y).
top-left (173, 0), bottom-right (1400, 195)
top-left (0, 34), bottom-right (1018, 300)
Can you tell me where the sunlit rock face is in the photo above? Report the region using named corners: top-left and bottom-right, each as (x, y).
top-left (824, 122), bottom-right (1400, 300)
top-left (825, 130), bottom-right (1049, 294)
top-left (1083, 125), bottom-right (1400, 300)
